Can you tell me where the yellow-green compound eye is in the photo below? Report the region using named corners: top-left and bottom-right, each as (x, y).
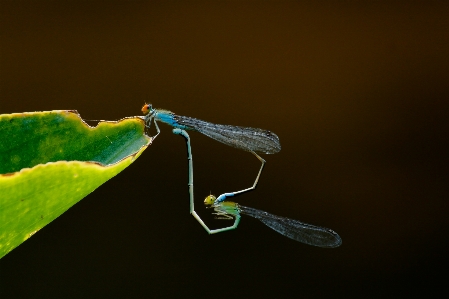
top-left (204, 195), bottom-right (216, 205)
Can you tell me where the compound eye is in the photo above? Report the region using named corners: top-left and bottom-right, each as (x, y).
top-left (141, 104), bottom-right (150, 114)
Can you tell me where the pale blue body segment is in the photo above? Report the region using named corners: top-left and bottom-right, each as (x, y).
top-left (173, 128), bottom-right (342, 248)
top-left (153, 109), bottom-right (190, 130)
top-left (215, 192), bottom-right (236, 203)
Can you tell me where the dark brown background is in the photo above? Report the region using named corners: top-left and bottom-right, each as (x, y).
top-left (1, 1), bottom-right (448, 298)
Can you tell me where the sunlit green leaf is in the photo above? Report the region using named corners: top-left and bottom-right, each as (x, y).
top-left (0, 110), bottom-right (151, 258)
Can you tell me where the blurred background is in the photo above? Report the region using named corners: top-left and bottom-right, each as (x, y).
top-left (1, 1), bottom-right (448, 298)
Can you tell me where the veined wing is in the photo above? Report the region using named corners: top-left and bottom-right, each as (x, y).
top-left (239, 205), bottom-right (342, 248)
top-left (173, 115), bottom-right (281, 154)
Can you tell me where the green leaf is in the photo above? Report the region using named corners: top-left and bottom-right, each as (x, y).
top-left (0, 110), bottom-right (151, 258)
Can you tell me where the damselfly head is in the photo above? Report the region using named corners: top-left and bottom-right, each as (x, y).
top-left (141, 103), bottom-right (153, 115)
top-left (204, 195), bottom-right (216, 206)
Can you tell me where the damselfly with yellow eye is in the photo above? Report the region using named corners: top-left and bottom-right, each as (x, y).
top-left (173, 128), bottom-right (342, 248)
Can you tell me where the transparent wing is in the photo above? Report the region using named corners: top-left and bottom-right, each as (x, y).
top-left (173, 115), bottom-right (281, 154)
top-left (239, 205), bottom-right (342, 248)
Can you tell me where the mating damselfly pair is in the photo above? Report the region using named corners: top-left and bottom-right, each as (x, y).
top-left (141, 104), bottom-right (342, 248)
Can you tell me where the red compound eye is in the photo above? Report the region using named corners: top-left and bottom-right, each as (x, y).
top-left (141, 104), bottom-right (150, 115)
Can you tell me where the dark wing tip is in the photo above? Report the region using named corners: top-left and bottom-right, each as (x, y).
top-left (262, 130), bottom-right (281, 154)
top-left (321, 229), bottom-right (343, 248)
